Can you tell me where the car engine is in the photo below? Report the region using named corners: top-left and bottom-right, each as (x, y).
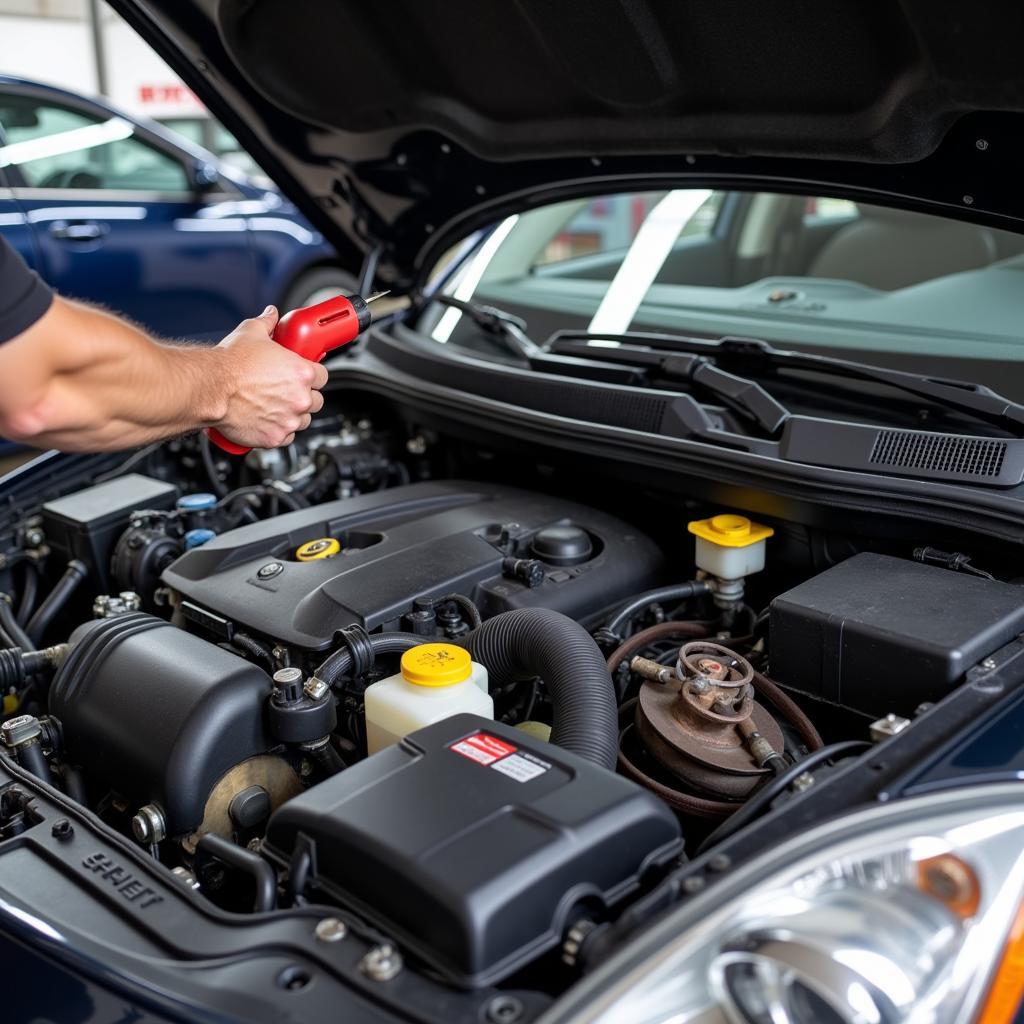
top-left (0, 417), bottom-right (1019, 1006)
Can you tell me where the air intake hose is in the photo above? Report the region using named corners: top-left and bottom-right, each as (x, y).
top-left (461, 608), bottom-right (618, 770)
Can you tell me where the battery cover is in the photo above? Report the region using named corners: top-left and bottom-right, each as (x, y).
top-left (265, 713), bottom-right (681, 987)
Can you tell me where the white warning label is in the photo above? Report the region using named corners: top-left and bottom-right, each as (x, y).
top-left (490, 753), bottom-right (548, 783)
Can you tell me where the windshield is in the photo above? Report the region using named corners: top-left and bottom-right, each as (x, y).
top-left (422, 189), bottom-right (1024, 399)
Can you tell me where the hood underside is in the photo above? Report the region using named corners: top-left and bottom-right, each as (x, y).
top-left (111, 0), bottom-right (1024, 288)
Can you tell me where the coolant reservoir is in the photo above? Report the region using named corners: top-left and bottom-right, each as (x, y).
top-left (364, 643), bottom-right (492, 754)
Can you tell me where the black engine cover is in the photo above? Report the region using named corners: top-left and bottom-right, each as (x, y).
top-left (162, 481), bottom-right (661, 650)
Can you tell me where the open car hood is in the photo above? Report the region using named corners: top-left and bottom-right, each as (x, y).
top-left (111, 0), bottom-right (1024, 290)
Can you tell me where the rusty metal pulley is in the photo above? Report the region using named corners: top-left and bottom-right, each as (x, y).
top-left (633, 640), bottom-right (785, 799)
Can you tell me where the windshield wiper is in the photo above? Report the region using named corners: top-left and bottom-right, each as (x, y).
top-left (548, 331), bottom-right (1024, 437)
top-left (428, 296), bottom-right (645, 385)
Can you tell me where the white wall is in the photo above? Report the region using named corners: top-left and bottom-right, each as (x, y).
top-left (0, 6), bottom-right (204, 119)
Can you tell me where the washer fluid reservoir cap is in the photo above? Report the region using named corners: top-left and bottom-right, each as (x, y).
top-left (176, 492), bottom-right (218, 512)
top-left (688, 514), bottom-right (773, 548)
top-left (531, 524), bottom-right (593, 566)
top-left (296, 537), bottom-right (341, 561)
top-left (401, 644), bottom-right (473, 687)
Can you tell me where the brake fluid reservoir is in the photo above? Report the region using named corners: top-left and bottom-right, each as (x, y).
top-left (364, 643), bottom-right (492, 754)
top-left (687, 514), bottom-right (773, 610)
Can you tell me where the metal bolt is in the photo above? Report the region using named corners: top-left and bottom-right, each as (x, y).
top-left (485, 995), bottom-right (526, 1023)
top-left (976, 138), bottom-right (989, 150)
top-left (790, 771), bottom-right (816, 792)
top-left (981, 657), bottom-right (997, 671)
top-left (361, 944), bottom-right (403, 981)
top-left (963, 194), bottom-right (974, 205)
top-left (131, 803), bottom-right (167, 845)
top-left (315, 917), bottom-right (348, 943)
top-left (689, 678), bottom-right (710, 695)
top-left (25, 527), bottom-right (45, 548)
top-left (304, 677), bottom-right (330, 702)
top-left (682, 875), bottom-right (706, 894)
top-left (406, 435), bottom-right (427, 455)
top-left (171, 866), bottom-right (200, 890)
top-left (51, 818), bottom-right (73, 840)
top-left (708, 853), bottom-right (732, 872)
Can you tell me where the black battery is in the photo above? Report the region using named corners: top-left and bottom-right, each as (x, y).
top-left (264, 714), bottom-right (681, 988)
top-left (770, 552), bottom-right (1024, 717)
top-left (41, 474), bottom-right (178, 592)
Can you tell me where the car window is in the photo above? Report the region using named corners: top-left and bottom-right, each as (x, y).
top-left (532, 191), bottom-right (724, 271)
top-left (0, 92), bottom-right (189, 193)
top-left (425, 188), bottom-right (1024, 376)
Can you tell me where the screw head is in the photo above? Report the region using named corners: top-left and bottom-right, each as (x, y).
top-left (963, 194), bottom-right (975, 205)
top-left (131, 804), bottom-right (166, 845)
top-left (791, 771), bottom-right (816, 792)
top-left (976, 138), bottom-right (989, 150)
top-left (682, 875), bottom-right (706, 894)
top-left (485, 995), bottom-right (525, 1023)
top-left (314, 917), bottom-right (348, 943)
top-left (361, 944), bottom-right (403, 981)
top-left (708, 853), bottom-right (732, 872)
top-left (982, 657), bottom-right (997, 671)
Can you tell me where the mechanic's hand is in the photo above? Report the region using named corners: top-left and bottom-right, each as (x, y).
top-left (210, 306), bottom-right (327, 448)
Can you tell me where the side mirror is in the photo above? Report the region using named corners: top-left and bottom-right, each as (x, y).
top-left (191, 160), bottom-right (220, 192)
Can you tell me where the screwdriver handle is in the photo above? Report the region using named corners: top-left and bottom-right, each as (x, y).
top-left (206, 292), bottom-right (375, 456)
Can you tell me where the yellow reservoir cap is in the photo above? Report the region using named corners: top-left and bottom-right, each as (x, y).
top-left (296, 537), bottom-right (341, 561)
top-left (688, 514), bottom-right (774, 549)
top-left (400, 644), bottom-right (473, 687)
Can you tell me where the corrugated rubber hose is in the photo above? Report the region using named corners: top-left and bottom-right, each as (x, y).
top-left (461, 608), bottom-right (618, 770)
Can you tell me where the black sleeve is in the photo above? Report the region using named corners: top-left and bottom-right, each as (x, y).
top-left (0, 233), bottom-right (53, 344)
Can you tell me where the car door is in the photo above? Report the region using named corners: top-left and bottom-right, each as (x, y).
top-left (0, 85), bottom-right (257, 340)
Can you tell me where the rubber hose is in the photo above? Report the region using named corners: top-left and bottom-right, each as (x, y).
top-left (16, 560), bottom-right (39, 626)
top-left (605, 620), bottom-right (708, 673)
top-left (604, 581), bottom-right (710, 637)
top-left (231, 632), bottom-right (274, 669)
top-left (218, 485), bottom-right (307, 514)
top-left (315, 631), bottom-right (425, 688)
top-left (0, 594), bottom-right (34, 652)
top-left (752, 671), bottom-right (823, 752)
top-left (616, 699), bottom-right (737, 818)
top-left (606, 622), bottom-right (824, 753)
top-left (198, 832), bottom-right (276, 912)
top-left (200, 431), bottom-right (229, 497)
top-left (0, 647), bottom-right (51, 689)
top-left (461, 608), bottom-right (618, 770)
top-left (694, 740), bottom-right (872, 854)
top-left (26, 560), bottom-right (87, 647)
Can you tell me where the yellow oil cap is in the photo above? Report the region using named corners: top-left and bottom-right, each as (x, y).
top-left (400, 643), bottom-right (473, 687)
top-left (688, 514), bottom-right (773, 548)
top-left (296, 537), bottom-right (341, 561)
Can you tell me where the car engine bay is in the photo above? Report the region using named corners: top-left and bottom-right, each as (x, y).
top-left (0, 404), bottom-right (1020, 1016)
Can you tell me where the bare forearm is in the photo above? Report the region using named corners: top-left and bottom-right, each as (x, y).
top-left (0, 298), bottom-right (229, 451)
top-left (0, 295), bottom-right (326, 454)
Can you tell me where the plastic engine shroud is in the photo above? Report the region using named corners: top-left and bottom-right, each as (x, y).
top-left (161, 481), bottom-right (663, 650)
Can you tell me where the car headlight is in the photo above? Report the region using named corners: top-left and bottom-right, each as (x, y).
top-left (545, 784), bottom-right (1024, 1024)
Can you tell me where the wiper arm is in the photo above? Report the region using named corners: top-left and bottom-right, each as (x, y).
top-left (432, 295), bottom-right (543, 360)
top-left (716, 337), bottom-right (1024, 434)
top-left (426, 296), bottom-right (645, 385)
top-left (549, 330), bottom-right (1024, 436)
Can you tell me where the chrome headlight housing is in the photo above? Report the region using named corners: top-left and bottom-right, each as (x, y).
top-left (545, 784), bottom-right (1024, 1024)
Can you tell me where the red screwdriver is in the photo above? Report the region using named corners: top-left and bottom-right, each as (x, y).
top-left (206, 289), bottom-right (389, 455)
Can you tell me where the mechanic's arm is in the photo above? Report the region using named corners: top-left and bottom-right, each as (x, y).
top-left (0, 295), bottom-right (327, 452)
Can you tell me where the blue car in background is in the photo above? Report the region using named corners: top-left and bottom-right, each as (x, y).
top-left (0, 75), bottom-right (353, 344)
